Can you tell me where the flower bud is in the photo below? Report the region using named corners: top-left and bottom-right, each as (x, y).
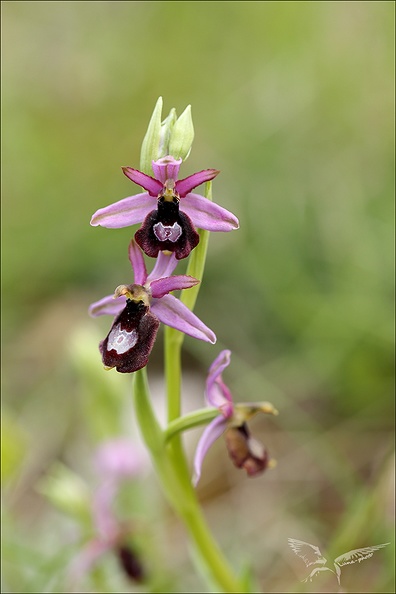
top-left (140, 97), bottom-right (163, 175)
top-left (169, 105), bottom-right (194, 161)
top-left (140, 99), bottom-right (183, 174)
top-left (158, 108), bottom-right (177, 159)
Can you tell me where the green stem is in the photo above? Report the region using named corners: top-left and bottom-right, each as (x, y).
top-left (163, 344), bottom-right (245, 591)
top-left (164, 407), bottom-right (219, 442)
top-left (175, 497), bottom-right (244, 593)
top-left (133, 367), bottom-right (164, 455)
top-left (133, 368), bottom-right (245, 592)
top-left (165, 325), bottom-right (183, 423)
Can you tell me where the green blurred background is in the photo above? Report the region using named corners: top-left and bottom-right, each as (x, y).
top-left (2, 2), bottom-right (394, 593)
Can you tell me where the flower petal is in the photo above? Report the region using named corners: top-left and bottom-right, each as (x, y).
top-left (92, 482), bottom-right (119, 540)
top-left (176, 169), bottom-right (220, 197)
top-left (206, 350), bottom-right (234, 417)
top-left (193, 416), bottom-right (227, 486)
top-left (151, 156), bottom-right (182, 184)
top-left (68, 538), bottom-right (112, 585)
top-left (122, 167), bottom-right (163, 196)
top-left (151, 294), bottom-right (216, 343)
top-left (208, 349), bottom-right (232, 379)
top-left (146, 251), bottom-right (178, 283)
top-left (90, 193), bottom-right (156, 228)
top-left (150, 275), bottom-right (199, 299)
top-left (181, 193), bottom-right (239, 231)
top-left (128, 239), bottom-right (147, 285)
top-left (89, 294), bottom-right (126, 318)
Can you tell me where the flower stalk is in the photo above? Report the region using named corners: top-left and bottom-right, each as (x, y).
top-left (164, 407), bottom-right (219, 442)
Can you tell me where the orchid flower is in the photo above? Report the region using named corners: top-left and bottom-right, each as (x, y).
top-left (193, 350), bottom-right (278, 486)
top-left (69, 439), bottom-right (146, 587)
top-left (89, 239), bottom-right (216, 373)
top-left (90, 155), bottom-right (239, 260)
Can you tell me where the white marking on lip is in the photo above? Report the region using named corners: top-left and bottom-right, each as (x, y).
top-left (107, 324), bottom-right (138, 354)
top-left (153, 221), bottom-right (182, 242)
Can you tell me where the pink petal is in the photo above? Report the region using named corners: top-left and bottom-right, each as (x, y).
top-left (151, 294), bottom-right (216, 343)
top-left (176, 169), bottom-right (220, 197)
top-left (181, 193), bottom-right (239, 231)
top-left (68, 538), bottom-right (111, 585)
top-left (209, 349), bottom-right (232, 379)
top-left (89, 294), bottom-right (125, 317)
top-left (193, 416), bottom-right (227, 486)
top-left (92, 482), bottom-right (119, 540)
top-left (151, 156), bottom-right (182, 184)
top-left (90, 193), bottom-right (156, 228)
top-left (128, 239), bottom-right (147, 285)
top-left (206, 350), bottom-right (234, 416)
top-left (146, 252), bottom-right (178, 283)
top-left (150, 275), bottom-right (199, 299)
top-left (206, 379), bottom-right (234, 418)
top-left (122, 167), bottom-right (163, 196)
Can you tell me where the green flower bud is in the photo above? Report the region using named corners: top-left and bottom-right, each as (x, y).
top-left (139, 97), bottom-right (163, 175)
top-left (158, 108), bottom-right (177, 159)
top-left (169, 105), bottom-right (195, 161)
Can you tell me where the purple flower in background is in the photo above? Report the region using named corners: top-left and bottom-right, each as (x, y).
top-left (69, 439), bottom-right (146, 587)
top-left (90, 239), bottom-right (216, 373)
top-left (193, 350), bottom-right (278, 486)
top-left (90, 156), bottom-right (239, 260)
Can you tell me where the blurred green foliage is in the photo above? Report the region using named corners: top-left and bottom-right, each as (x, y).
top-left (2, 2), bottom-right (394, 593)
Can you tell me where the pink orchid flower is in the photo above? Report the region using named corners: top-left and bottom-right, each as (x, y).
top-left (91, 156), bottom-right (239, 260)
top-left (68, 439), bottom-right (146, 588)
top-left (193, 350), bottom-right (278, 485)
top-left (90, 239), bottom-right (216, 373)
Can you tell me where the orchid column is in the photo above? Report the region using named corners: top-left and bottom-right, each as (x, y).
top-left (89, 97), bottom-right (277, 593)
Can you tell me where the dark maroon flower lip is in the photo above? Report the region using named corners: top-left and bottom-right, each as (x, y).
top-left (100, 297), bottom-right (160, 374)
top-left (134, 198), bottom-right (200, 260)
top-left (224, 424), bottom-right (271, 477)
